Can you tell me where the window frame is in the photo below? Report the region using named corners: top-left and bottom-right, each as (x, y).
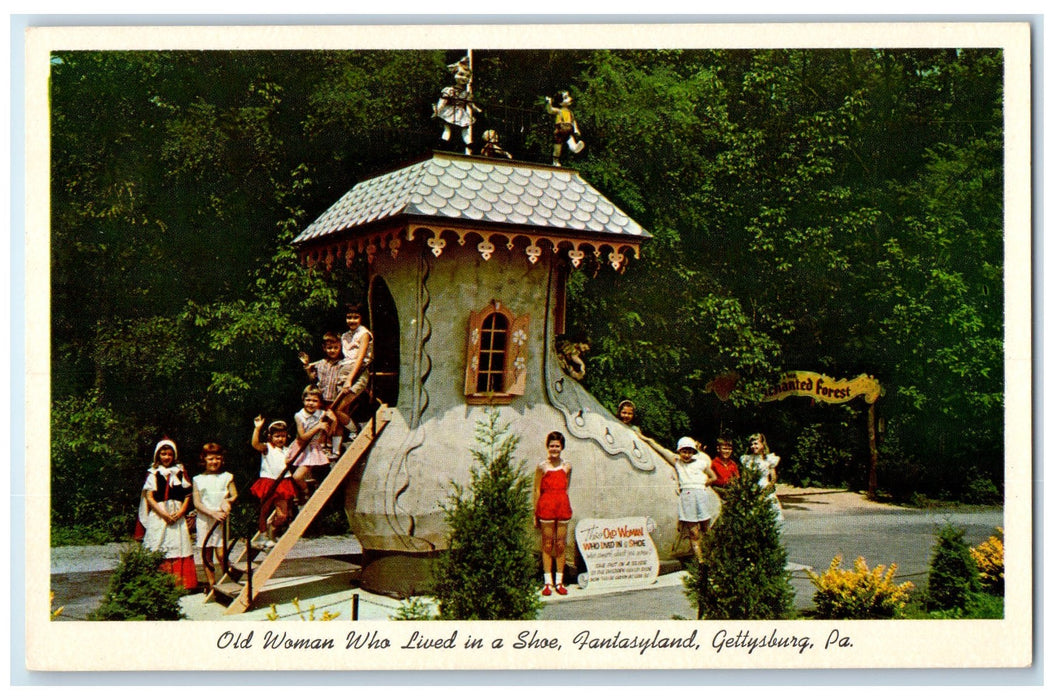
top-left (464, 301), bottom-right (530, 404)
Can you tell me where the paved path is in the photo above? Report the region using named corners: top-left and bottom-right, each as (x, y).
top-left (49, 488), bottom-right (1003, 621)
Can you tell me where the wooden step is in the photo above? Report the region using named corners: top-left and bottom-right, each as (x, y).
top-left (211, 581), bottom-right (244, 602)
top-left (223, 404), bottom-right (392, 615)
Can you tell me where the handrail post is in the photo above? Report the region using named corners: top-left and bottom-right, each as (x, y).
top-left (222, 519), bottom-right (229, 573)
top-left (246, 541), bottom-right (253, 603)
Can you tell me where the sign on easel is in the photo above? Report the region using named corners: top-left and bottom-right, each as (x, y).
top-left (575, 517), bottom-right (659, 590)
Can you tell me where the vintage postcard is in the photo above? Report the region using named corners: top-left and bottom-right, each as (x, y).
top-left (22, 20), bottom-right (1031, 673)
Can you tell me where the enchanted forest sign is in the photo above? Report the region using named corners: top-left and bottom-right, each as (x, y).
top-left (761, 372), bottom-right (882, 405)
top-left (762, 370), bottom-right (884, 499)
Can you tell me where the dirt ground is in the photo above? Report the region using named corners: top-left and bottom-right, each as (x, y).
top-left (775, 483), bottom-right (909, 514)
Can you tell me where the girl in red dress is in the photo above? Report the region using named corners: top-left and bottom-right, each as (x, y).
top-left (533, 431), bottom-right (573, 596)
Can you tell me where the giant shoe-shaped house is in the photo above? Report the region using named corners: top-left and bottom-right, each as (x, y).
top-left (293, 152), bottom-right (683, 593)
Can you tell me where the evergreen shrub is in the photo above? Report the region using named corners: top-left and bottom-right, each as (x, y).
top-left (89, 544), bottom-right (186, 621)
top-left (685, 463), bottom-right (794, 619)
top-left (808, 554), bottom-right (914, 619)
top-left (926, 524), bottom-right (981, 612)
top-left (431, 412), bottom-right (542, 620)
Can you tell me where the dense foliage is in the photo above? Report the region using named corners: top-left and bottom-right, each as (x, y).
top-left (432, 413), bottom-right (542, 620)
top-left (684, 466), bottom-right (795, 619)
top-left (89, 545), bottom-right (186, 620)
top-left (50, 48), bottom-right (1005, 541)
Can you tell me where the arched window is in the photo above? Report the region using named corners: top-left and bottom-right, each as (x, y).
top-left (476, 312), bottom-right (509, 393)
top-left (465, 301), bottom-right (530, 404)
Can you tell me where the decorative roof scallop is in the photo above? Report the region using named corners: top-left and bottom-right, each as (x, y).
top-left (294, 154), bottom-right (650, 271)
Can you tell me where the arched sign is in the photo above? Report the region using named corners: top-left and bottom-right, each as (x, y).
top-left (762, 372), bottom-right (881, 405)
top-left (762, 371), bottom-right (883, 499)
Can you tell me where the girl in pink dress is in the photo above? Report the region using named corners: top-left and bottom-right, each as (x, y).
top-left (533, 431), bottom-right (573, 596)
top-left (291, 385), bottom-right (336, 503)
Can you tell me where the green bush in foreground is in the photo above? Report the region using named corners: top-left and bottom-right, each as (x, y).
top-left (685, 467), bottom-right (794, 620)
top-left (431, 412), bottom-right (542, 621)
top-left (89, 545), bottom-right (186, 621)
top-left (927, 524), bottom-right (981, 612)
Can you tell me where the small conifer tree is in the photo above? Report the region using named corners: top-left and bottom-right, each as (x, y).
top-left (685, 463), bottom-right (794, 619)
top-left (89, 544), bottom-right (186, 621)
top-left (432, 412), bottom-right (542, 620)
top-left (927, 524), bottom-right (981, 611)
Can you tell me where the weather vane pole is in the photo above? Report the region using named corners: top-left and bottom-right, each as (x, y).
top-left (467, 49), bottom-right (474, 148)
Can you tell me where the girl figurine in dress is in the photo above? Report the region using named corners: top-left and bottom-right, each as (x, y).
top-left (533, 431), bottom-right (573, 596)
top-left (137, 438), bottom-right (199, 590)
top-left (740, 432), bottom-right (783, 523)
top-left (433, 56), bottom-right (480, 154)
top-left (192, 443), bottom-right (238, 594)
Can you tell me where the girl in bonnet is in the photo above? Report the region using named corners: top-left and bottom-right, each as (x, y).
top-left (137, 438), bottom-right (199, 589)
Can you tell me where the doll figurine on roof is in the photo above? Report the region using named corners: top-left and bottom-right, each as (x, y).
top-left (545, 90), bottom-right (585, 166)
top-left (480, 129), bottom-right (513, 159)
top-left (433, 56), bottom-right (480, 154)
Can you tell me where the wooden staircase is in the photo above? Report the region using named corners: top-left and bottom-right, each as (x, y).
top-left (212, 404), bottom-right (392, 615)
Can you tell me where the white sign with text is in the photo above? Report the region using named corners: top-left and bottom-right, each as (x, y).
top-left (575, 517), bottom-right (660, 589)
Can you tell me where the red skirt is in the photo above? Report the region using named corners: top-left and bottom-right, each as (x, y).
top-left (251, 478), bottom-right (297, 501)
top-left (160, 555), bottom-right (199, 590)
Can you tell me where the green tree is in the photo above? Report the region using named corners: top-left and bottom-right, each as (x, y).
top-left (432, 413), bottom-right (542, 620)
top-left (50, 391), bottom-right (144, 544)
top-left (685, 466), bottom-right (795, 619)
top-left (567, 49), bottom-right (1004, 497)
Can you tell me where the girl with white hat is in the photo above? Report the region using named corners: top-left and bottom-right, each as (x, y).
top-left (670, 437), bottom-right (721, 563)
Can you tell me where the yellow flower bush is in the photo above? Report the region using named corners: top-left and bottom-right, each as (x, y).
top-left (808, 554), bottom-right (915, 619)
top-left (50, 591), bottom-right (64, 620)
top-left (970, 528), bottom-right (1004, 595)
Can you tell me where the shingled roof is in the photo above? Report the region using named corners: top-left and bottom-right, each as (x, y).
top-left (293, 152), bottom-right (650, 271)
